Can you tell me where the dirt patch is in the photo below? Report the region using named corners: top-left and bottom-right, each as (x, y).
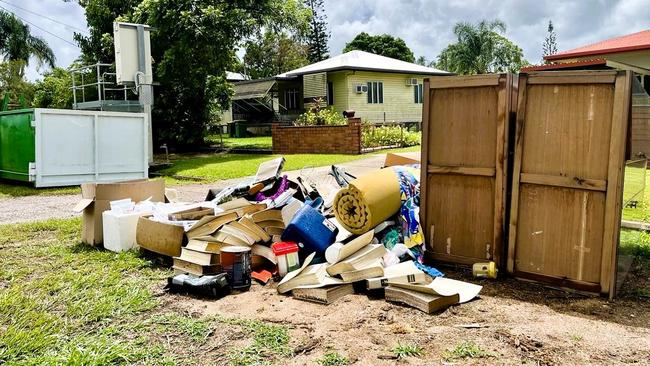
top-left (156, 267), bottom-right (650, 365)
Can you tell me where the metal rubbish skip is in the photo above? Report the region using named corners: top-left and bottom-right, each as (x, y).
top-left (0, 108), bottom-right (148, 187)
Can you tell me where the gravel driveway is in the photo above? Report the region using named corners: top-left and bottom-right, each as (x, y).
top-left (0, 153), bottom-right (407, 225)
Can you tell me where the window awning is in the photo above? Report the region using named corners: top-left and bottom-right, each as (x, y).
top-left (232, 79), bottom-right (276, 100)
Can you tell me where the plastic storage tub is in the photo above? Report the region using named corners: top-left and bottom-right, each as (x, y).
top-left (102, 210), bottom-right (150, 252)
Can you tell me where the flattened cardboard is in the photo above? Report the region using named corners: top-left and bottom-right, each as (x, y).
top-left (383, 152), bottom-right (420, 167)
top-left (75, 179), bottom-right (166, 246)
top-left (136, 216), bottom-right (185, 257)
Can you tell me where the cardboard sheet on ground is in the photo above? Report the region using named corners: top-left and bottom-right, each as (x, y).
top-left (390, 277), bottom-right (482, 303)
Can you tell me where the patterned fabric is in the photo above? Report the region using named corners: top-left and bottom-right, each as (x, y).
top-left (393, 165), bottom-right (443, 277)
top-left (394, 166), bottom-right (424, 249)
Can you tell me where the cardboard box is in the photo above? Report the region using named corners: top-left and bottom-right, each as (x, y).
top-left (383, 152), bottom-right (421, 167)
top-left (73, 179), bottom-right (165, 245)
top-left (136, 216), bottom-right (185, 257)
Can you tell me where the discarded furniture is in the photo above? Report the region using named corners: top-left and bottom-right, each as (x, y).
top-left (420, 74), bottom-right (516, 267)
top-left (508, 70), bottom-right (632, 298)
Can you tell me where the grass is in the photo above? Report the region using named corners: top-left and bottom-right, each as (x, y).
top-left (208, 135), bottom-right (273, 150)
top-left (391, 342), bottom-right (423, 359)
top-left (0, 182), bottom-right (79, 199)
top-left (622, 164), bottom-right (650, 222)
top-left (316, 351), bottom-right (349, 366)
top-left (443, 341), bottom-right (493, 360)
top-left (0, 217), bottom-right (293, 365)
top-left (619, 229), bottom-right (650, 259)
top-left (570, 334), bottom-right (584, 342)
top-left (157, 145), bottom-right (420, 183)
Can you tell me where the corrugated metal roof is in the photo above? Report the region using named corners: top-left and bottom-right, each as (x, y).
top-left (232, 79), bottom-right (275, 100)
top-left (545, 29), bottom-right (650, 61)
top-left (226, 71), bottom-right (250, 81)
top-left (276, 50), bottom-right (450, 77)
top-left (521, 59), bottom-right (607, 72)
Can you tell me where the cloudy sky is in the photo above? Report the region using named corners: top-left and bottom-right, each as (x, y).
top-left (5, 0), bottom-right (650, 80)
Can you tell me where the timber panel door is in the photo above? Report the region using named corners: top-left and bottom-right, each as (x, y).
top-left (421, 74), bottom-right (514, 267)
top-left (508, 71), bottom-right (632, 296)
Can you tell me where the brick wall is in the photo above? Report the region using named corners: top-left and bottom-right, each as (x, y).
top-left (272, 118), bottom-right (361, 154)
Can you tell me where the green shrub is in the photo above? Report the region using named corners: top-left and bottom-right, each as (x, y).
top-left (362, 124), bottom-right (421, 148)
top-left (295, 105), bottom-right (347, 126)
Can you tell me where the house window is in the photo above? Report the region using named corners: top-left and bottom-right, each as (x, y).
top-left (327, 81), bottom-right (334, 105)
top-left (285, 88), bottom-right (299, 110)
top-left (414, 84), bottom-right (423, 103)
top-left (367, 81), bottom-right (383, 104)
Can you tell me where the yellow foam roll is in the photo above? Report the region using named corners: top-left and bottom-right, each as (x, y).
top-left (333, 168), bottom-right (402, 234)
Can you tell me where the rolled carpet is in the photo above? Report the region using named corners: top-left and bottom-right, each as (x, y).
top-left (333, 168), bottom-right (402, 235)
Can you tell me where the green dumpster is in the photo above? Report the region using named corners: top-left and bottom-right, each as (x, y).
top-left (0, 109), bottom-right (35, 182)
top-left (234, 122), bottom-right (248, 138)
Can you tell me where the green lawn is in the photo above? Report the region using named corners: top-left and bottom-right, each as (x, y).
top-left (622, 165), bottom-right (650, 223)
top-left (159, 145), bottom-right (421, 183)
top-left (0, 182), bottom-right (79, 199)
top-left (207, 135), bottom-right (273, 150)
top-left (0, 218), bottom-right (295, 365)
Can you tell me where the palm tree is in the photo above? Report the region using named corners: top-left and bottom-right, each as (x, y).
top-left (0, 11), bottom-right (55, 75)
top-left (435, 19), bottom-right (527, 75)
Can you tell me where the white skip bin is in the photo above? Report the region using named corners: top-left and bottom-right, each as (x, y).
top-left (33, 109), bottom-right (148, 187)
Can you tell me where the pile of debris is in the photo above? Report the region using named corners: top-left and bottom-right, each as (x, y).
top-left (75, 153), bottom-right (483, 314)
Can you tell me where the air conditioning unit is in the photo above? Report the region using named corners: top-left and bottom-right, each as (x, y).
top-left (355, 84), bottom-right (368, 93)
top-left (405, 78), bottom-right (418, 86)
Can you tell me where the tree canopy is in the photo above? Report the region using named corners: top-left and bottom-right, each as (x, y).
top-left (68, 0), bottom-right (141, 64)
top-left (243, 31), bottom-right (309, 79)
top-left (542, 20), bottom-right (558, 63)
top-left (343, 32), bottom-right (415, 62)
top-left (122, 0), bottom-right (310, 146)
top-left (435, 20), bottom-right (528, 74)
top-left (0, 11), bottom-right (55, 75)
top-left (304, 0), bottom-right (329, 63)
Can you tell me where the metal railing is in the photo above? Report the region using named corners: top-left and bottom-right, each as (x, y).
top-left (70, 63), bottom-right (132, 110)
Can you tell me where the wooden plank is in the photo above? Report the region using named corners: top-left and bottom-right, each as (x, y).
top-left (428, 75), bottom-right (500, 89)
top-left (419, 78), bottom-right (431, 241)
top-left (520, 84), bottom-right (614, 180)
top-left (601, 71), bottom-right (632, 298)
top-left (519, 173), bottom-right (607, 191)
top-left (427, 165), bottom-right (496, 177)
top-left (507, 74), bottom-right (528, 273)
top-left (515, 185), bottom-right (605, 283)
top-left (513, 271), bottom-right (602, 293)
top-left (427, 86), bottom-right (498, 167)
top-left (425, 175), bottom-right (495, 262)
top-left (493, 75), bottom-right (507, 268)
top-left (426, 251), bottom-right (482, 266)
top-left (423, 74), bottom-right (510, 267)
top-left (526, 70), bottom-right (617, 85)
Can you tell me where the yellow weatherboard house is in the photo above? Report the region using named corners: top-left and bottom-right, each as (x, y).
top-left (229, 50), bottom-right (450, 124)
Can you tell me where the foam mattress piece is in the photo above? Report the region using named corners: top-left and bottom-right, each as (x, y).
top-left (333, 168), bottom-right (401, 235)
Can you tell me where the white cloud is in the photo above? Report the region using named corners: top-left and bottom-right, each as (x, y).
top-left (325, 0), bottom-right (650, 66)
top-left (0, 0), bottom-right (87, 81)
top-left (4, 0), bottom-right (650, 81)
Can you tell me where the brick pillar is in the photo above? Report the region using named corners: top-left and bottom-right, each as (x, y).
top-left (347, 117), bottom-right (362, 154)
top-left (271, 123), bottom-right (280, 154)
